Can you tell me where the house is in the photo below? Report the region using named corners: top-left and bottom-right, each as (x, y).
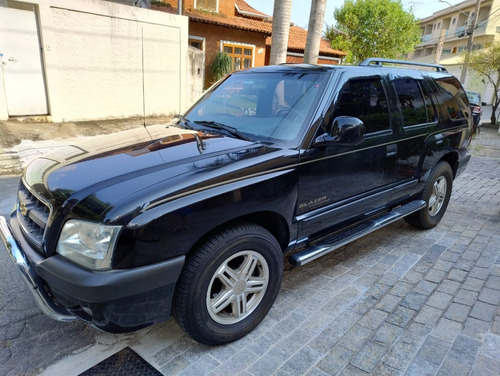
top-left (410, 0), bottom-right (500, 102)
top-left (153, 0), bottom-right (346, 88)
top-left (0, 0), bottom-right (189, 121)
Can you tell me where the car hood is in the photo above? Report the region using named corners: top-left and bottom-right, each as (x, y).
top-left (23, 124), bottom-right (292, 223)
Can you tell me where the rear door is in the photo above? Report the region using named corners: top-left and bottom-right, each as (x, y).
top-left (385, 72), bottom-right (439, 201)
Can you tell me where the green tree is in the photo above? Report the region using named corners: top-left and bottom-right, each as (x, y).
top-left (211, 52), bottom-right (232, 83)
top-left (464, 42), bottom-right (500, 125)
top-left (326, 0), bottom-right (421, 64)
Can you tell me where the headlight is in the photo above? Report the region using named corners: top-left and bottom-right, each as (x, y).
top-left (56, 220), bottom-right (121, 270)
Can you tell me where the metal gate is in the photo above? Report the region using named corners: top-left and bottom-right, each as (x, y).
top-left (0, 2), bottom-right (48, 116)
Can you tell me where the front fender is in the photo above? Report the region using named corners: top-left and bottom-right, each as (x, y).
top-left (113, 168), bottom-right (299, 268)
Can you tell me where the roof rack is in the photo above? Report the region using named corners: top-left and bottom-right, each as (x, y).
top-left (359, 58), bottom-right (448, 73)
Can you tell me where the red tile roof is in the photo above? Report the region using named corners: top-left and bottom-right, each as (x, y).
top-left (152, 4), bottom-right (272, 34)
top-left (186, 8), bottom-right (273, 34)
top-left (152, 2), bottom-right (345, 57)
top-left (234, 0), bottom-right (270, 20)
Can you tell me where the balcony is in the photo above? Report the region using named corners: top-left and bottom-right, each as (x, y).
top-left (420, 34), bottom-right (432, 43)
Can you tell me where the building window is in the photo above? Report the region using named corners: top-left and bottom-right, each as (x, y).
top-left (195, 0), bottom-right (217, 12)
top-left (458, 45), bottom-right (467, 53)
top-left (222, 43), bottom-right (253, 70)
top-left (189, 37), bottom-right (204, 50)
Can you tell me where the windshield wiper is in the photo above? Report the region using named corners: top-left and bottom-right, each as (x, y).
top-left (173, 114), bottom-right (193, 130)
top-left (193, 120), bottom-right (252, 141)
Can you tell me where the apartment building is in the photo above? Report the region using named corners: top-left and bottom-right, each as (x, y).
top-left (411, 0), bottom-right (500, 102)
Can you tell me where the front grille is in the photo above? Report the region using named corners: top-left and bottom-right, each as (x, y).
top-left (17, 182), bottom-right (51, 253)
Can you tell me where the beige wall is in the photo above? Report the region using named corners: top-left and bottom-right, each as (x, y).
top-left (1, 0), bottom-right (189, 122)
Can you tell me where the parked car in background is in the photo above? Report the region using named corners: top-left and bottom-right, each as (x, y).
top-left (0, 59), bottom-right (472, 346)
top-left (466, 90), bottom-right (484, 134)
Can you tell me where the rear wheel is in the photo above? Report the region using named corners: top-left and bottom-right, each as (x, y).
top-left (405, 161), bottom-right (453, 229)
top-left (174, 222), bottom-right (283, 345)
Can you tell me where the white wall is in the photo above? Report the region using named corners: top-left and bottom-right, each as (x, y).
top-left (0, 0), bottom-right (188, 122)
top-left (186, 46), bottom-right (204, 107)
top-left (0, 53), bottom-right (8, 120)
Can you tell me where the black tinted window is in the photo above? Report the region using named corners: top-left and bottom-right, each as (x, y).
top-left (333, 78), bottom-right (390, 134)
top-left (433, 77), bottom-right (468, 121)
top-left (392, 78), bottom-right (429, 126)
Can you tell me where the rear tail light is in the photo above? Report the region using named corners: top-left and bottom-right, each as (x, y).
top-left (472, 106), bottom-right (482, 114)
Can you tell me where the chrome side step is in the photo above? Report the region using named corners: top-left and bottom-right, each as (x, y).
top-left (289, 200), bottom-right (426, 267)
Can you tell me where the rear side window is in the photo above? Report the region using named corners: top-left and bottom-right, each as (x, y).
top-left (433, 77), bottom-right (469, 121)
top-left (392, 78), bottom-right (434, 126)
top-left (332, 78), bottom-right (390, 134)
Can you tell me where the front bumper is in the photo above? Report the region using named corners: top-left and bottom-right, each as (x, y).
top-left (0, 216), bottom-right (76, 322)
top-left (0, 214), bottom-right (185, 332)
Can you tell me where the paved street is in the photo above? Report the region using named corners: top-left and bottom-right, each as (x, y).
top-left (1, 129), bottom-right (499, 376)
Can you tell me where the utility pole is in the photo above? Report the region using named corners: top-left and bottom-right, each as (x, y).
top-left (435, 27), bottom-right (447, 65)
top-left (460, 0), bottom-right (481, 84)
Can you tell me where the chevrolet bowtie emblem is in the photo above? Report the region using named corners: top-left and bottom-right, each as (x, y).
top-left (19, 202), bottom-right (28, 217)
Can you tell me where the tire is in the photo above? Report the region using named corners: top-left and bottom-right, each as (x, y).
top-left (405, 161), bottom-right (453, 229)
top-left (174, 222), bottom-right (283, 345)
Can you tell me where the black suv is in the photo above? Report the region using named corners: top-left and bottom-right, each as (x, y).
top-left (0, 59), bottom-right (472, 345)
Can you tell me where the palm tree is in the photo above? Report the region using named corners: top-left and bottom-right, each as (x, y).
top-left (304, 0), bottom-right (327, 64)
top-left (269, 0), bottom-right (293, 65)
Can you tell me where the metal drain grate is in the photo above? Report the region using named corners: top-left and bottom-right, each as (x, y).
top-left (79, 347), bottom-right (162, 376)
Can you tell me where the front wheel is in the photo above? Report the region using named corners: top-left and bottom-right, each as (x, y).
top-left (174, 222), bottom-right (283, 345)
top-left (405, 161), bottom-right (453, 229)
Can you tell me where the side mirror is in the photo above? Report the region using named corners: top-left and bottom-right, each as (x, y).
top-left (315, 116), bottom-right (365, 145)
top-left (481, 102), bottom-right (487, 106)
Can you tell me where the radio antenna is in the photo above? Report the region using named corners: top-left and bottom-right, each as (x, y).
top-left (141, 27), bottom-right (152, 138)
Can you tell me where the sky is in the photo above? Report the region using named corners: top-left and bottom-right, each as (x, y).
top-left (245, 0), bottom-right (467, 30)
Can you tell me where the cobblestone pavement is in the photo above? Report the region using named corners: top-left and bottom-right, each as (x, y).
top-left (1, 130), bottom-right (499, 376)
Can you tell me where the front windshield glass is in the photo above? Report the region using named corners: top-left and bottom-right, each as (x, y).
top-left (184, 71), bottom-right (328, 145)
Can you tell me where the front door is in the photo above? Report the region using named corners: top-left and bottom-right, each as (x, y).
top-left (297, 73), bottom-right (400, 240)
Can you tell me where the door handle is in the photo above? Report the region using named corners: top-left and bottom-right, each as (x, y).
top-left (386, 144), bottom-right (397, 157)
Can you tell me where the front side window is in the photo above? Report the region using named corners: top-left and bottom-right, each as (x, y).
top-left (332, 78), bottom-right (390, 134)
top-left (184, 72), bottom-right (329, 145)
top-left (223, 43), bottom-right (253, 71)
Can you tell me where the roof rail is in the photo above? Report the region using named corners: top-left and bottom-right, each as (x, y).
top-left (359, 58), bottom-right (448, 73)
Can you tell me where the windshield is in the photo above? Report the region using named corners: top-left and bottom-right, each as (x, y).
top-left (184, 71), bottom-right (329, 145)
